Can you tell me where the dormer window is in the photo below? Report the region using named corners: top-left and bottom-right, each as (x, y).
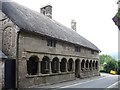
top-left (75, 46), bottom-right (81, 52)
top-left (47, 39), bottom-right (56, 47)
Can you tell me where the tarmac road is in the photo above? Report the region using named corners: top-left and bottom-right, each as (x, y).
top-left (27, 73), bottom-right (119, 90)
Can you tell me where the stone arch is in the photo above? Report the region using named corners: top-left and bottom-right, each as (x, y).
top-left (81, 59), bottom-right (85, 71)
top-left (3, 22), bottom-right (14, 30)
top-left (85, 60), bottom-right (89, 69)
top-left (89, 60), bottom-right (92, 70)
top-left (27, 55), bottom-right (39, 75)
top-left (41, 56), bottom-right (50, 74)
top-left (92, 60), bottom-right (95, 69)
top-left (51, 57), bottom-right (59, 73)
top-left (68, 58), bottom-right (74, 72)
top-left (60, 58), bottom-right (67, 72)
top-left (95, 61), bottom-right (98, 69)
top-left (75, 59), bottom-right (80, 77)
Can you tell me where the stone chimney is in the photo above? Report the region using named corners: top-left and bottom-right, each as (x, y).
top-left (71, 19), bottom-right (76, 31)
top-left (41, 4), bottom-right (52, 18)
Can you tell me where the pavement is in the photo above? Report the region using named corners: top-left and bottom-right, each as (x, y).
top-left (106, 80), bottom-right (120, 89)
top-left (29, 73), bottom-right (120, 89)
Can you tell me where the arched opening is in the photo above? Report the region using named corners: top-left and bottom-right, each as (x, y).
top-left (51, 57), bottom-right (59, 73)
top-left (92, 61), bottom-right (95, 69)
top-left (41, 56), bottom-right (50, 74)
top-left (95, 61), bottom-right (98, 69)
top-left (81, 59), bottom-right (85, 71)
top-left (60, 58), bottom-right (67, 72)
top-left (85, 60), bottom-right (89, 69)
top-left (89, 60), bottom-right (92, 70)
top-left (75, 59), bottom-right (80, 77)
top-left (27, 55), bottom-right (39, 75)
top-left (68, 58), bottom-right (73, 72)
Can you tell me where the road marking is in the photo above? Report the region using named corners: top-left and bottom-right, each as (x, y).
top-left (107, 81), bottom-right (119, 88)
top-left (51, 86), bottom-right (63, 88)
top-left (51, 76), bottom-right (109, 88)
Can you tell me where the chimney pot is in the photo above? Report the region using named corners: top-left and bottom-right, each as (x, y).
top-left (41, 4), bottom-right (52, 18)
top-left (71, 19), bottom-right (76, 31)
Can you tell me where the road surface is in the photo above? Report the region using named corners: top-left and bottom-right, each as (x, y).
top-left (30, 73), bottom-right (119, 90)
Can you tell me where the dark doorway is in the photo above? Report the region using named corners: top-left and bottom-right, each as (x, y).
top-left (68, 58), bottom-right (73, 72)
top-left (89, 60), bottom-right (92, 70)
top-left (27, 55), bottom-right (39, 75)
top-left (86, 60), bottom-right (89, 69)
top-left (81, 60), bottom-right (85, 71)
top-left (75, 59), bottom-right (80, 78)
top-left (93, 61), bottom-right (95, 69)
top-left (95, 61), bottom-right (98, 69)
top-left (60, 58), bottom-right (67, 72)
top-left (4, 59), bottom-right (16, 89)
top-left (51, 57), bottom-right (59, 73)
top-left (41, 56), bottom-right (50, 74)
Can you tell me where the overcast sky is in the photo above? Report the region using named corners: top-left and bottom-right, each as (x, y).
top-left (12, 0), bottom-right (118, 55)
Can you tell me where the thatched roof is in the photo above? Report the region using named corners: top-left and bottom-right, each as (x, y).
top-left (0, 1), bottom-right (100, 51)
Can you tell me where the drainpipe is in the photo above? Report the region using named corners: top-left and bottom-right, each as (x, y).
top-left (16, 30), bottom-right (20, 89)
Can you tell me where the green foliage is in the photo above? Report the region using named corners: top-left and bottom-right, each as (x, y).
top-left (99, 55), bottom-right (113, 65)
top-left (104, 60), bottom-right (118, 73)
top-left (117, 8), bottom-right (120, 18)
top-left (118, 61), bottom-right (120, 74)
top-left (100, 54), bottom-right (119, 74)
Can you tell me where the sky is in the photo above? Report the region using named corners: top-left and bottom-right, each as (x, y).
top-left (12, 0), bottom-right (118, 56)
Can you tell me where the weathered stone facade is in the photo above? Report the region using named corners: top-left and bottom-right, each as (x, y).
top-left (0, 10), bottom-right (3, 50)
top-left (0, 1), bottom-right (100, 88)
top-left (17, 31), bottom-right (99, 87)
top-left (2, 12), bottom-right (18, 59)
top-left (0, 59), bottom-right (3, 89)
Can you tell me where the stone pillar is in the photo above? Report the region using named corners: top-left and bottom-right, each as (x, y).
top-left (66, 62), bottom-right (68, 72)
top-left (73, 62), bottom-right (75, 72)
top-left (49, 61), bottom-right (52, 74)
top-left (78, 60), bottom-right (80, 77)
top-left (87, 61), bottom-right (89, 71)
top-left (38, 61), bottom-right (41, 75)
top-left (83, 62), bottom-right (85, 71)
top-left (58, 62), bottom-right (61, 73)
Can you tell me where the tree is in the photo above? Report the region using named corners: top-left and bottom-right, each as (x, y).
top-left (99, 55), bottom-right (113, 65)
top-left (100, 54), bottom-right (118, 73)
top-left (104, 60), bottom-right (118, 73)
top-left (118, 60), bottom-right (120, 74)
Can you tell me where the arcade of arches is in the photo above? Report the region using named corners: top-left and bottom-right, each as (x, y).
top-left (27, 55), bottom-right (99, 78)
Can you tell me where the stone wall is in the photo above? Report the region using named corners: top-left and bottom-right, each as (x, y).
top-left (0, 60), bottom-right (4, 90)
top-left (1, 11), bottom-right (18, 59)
top-left (17, 31), bottom-right (99, 88)
top-left (18, 32), bottom-right (99, 59)
top-left (0, 10), bottom-right (3, 50)
top-left (0, 61), bottom-right (2, 89)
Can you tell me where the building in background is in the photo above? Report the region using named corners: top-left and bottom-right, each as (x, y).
top-left (113, 0), bottom-right (120, 30)
top-left (0, 0), bottom-right (100, 88)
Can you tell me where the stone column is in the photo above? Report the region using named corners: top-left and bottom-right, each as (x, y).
top-left (87, 61), bottom-right (89, 71)
top-left (78, 60), bottom-right (80, 77)
top-left (73, 61), bottom-right (75, 72)
top-left (83, 62), bottom-right (85, 71)
top-left (38, 61), bottom-right (41, 75)
top-left (66, 62), bottom-right (68, 72)
top-left (49, 61), bottom-right (52, 74)
top-left (58, 62), bottom-right (61, 73)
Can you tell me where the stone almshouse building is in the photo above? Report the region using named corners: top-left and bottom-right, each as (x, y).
top-left (0, 1), bottom-right (100, 88)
